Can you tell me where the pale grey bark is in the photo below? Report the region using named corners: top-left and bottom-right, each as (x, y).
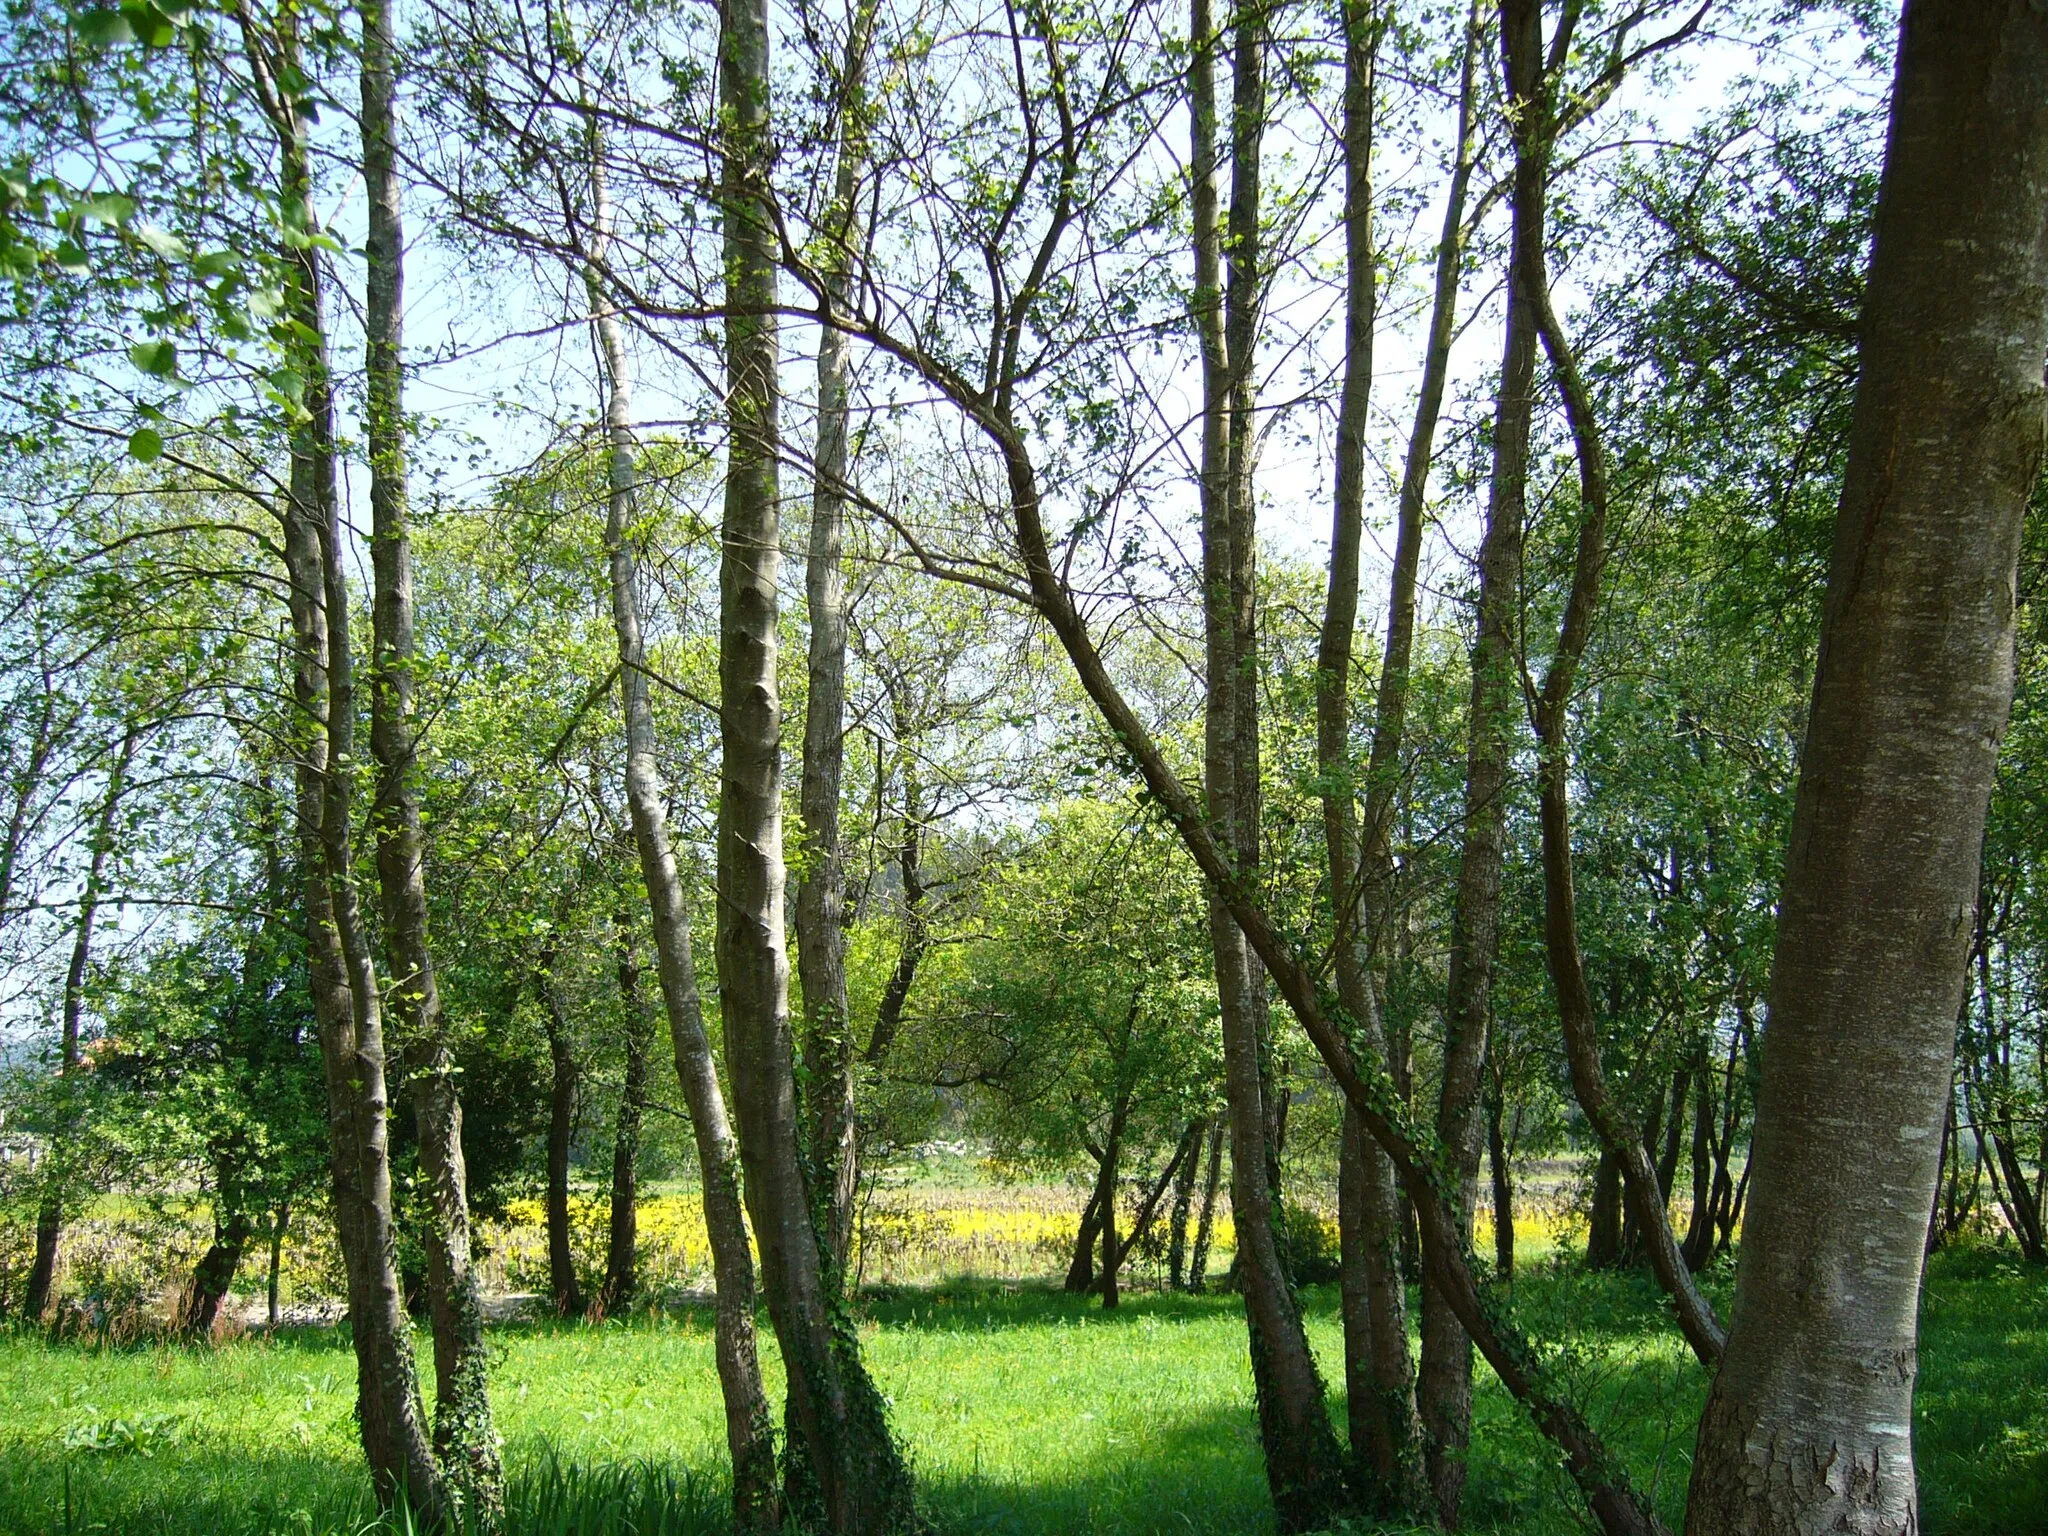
top-left (583, 143), bottom-right (780, 1527)
top-left (1687, 5), bottom-right (2048, 1531)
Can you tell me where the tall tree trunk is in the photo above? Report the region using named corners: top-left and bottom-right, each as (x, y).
top-left (712, 5), bottom-right (915, 1528)
top-left (605, 934), bottom-right (653, 1311)
top-left (537, 954), bottom-right (585, 1318)
top-left (1189, 1115), bottom-right (1224, 1293)
top-left (243, 6), bottom-right (442, 1499)
top-left (1486, 1080), bottom-right (1513, 1283)
top-left (1319, 0), bottom-right (1424, 1510)
top-left (1192, 0), bottom-right (1349, 1525)
top-left (1168, 1118), bottom-right (1201, 1290)
top-left (24, 729), bottom-right (132, 1323)
top-left (1420, 55), bottom-right (1533, 1522)
top-left (358, 1), bottom-right (499, 1506)
top-left (1687, 6), bottom-right (2048, 1531)
top-left (1681, 1053), bottom-right (1716, 1272)
top-left (581, 117), bottom-right (780, 1529)
top-left (796, 0), bottom-right (876, 1282)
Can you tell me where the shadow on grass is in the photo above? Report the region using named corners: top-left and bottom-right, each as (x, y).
top-left (1, 1249), bottom-right (2040, 1536)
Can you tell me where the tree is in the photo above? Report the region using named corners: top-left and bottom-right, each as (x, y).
top-left (1687, 6), bottom-right (2048, 1532)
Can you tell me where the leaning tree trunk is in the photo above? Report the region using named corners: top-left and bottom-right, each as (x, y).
top-left (183, 1163), bottom-right (253, 1336)
top-left (1687, 6), bottom-right (2048, 1530)
top-left (582, 137), bottom-right (780, 1528)
top-left (358, 0), bottom-right (499, 1506)
top-left (711, 5), bottom-right (915, 1527)
top-left (24, 728), bottom-right (132, 1323)
top-left (795, 0), bottom-right (876, 1282)
top-left (1191, 1), bottom-right (1349, 1526)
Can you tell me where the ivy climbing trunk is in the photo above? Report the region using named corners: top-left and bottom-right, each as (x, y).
top-left (1686, 5), bottom-right (2048, 1531)
top-left (239, 4), bottom-right (443, 1509)
top-left (712, 1), bottom-right (916, 1527)
top-left (358, 0), bottom-right (500, 1507)
top-left (537, 951), bottom-right (584, 1319)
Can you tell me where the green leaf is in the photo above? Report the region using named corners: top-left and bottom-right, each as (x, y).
top-left (126, 426), bottom-right (163, 463)
top-left (136, 223), bottom-right (187, 259)
top-left (129, 339), bottom-right (177, 377)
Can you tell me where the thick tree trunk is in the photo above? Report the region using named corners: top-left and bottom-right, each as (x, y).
top-left (358, 1), bottom-right (499, 1505)
top-left (796, 3), bottom-right (874, 1281)
top-left (604, 936), bottom-right (653, 1311)
top-left (537, 956), bottom-right (585, 1318)
top-left (1190, 1), bottom-right (1348, 1528)
top-left (580, 119), bottom-right (778, 1524)
top-left (1066, 1179), bottom-right (1105, 1293)
top-left (712, 7), bottom-right (914, 1528)
top-left (1686, 7), bottom-right (2048, 1532)
top-left (24, 730), bottom-right (131, 1323)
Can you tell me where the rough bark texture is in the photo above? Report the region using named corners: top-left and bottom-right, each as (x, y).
top-left (712, 4), bottom-right (915, 1528)
top-left (1190, 0), bottom-right (1350, 1526)
top-left (1419, 0), bottom-right (1540, 1498)
top-left (238, 11), bottom-right (443, 1507)
top-left (582, 121), bottom-right (779, 1527)
top-left (795, 2), bottom-right (873, 1280)
top-left (1685, 6), bottom-right (2048, 1532)
top-left (358, 0), bottom-right (500, 1506)
top-left (1319, 0), bottom-right (1424, 1511)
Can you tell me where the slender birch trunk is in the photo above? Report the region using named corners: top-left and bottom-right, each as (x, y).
top-left (359, 1), bottom-right (500, 1504)
top-left (581, 144), bottom-right (780, 1529)
top-left (1688, 6), bottom-right (2048, 1530)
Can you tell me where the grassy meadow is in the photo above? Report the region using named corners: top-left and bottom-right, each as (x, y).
top-left (1, 1188), bottom-right (2044, 1536)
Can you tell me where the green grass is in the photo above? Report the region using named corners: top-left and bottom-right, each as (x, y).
top-left (0, 1251), bottom-right (2040, 1536)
